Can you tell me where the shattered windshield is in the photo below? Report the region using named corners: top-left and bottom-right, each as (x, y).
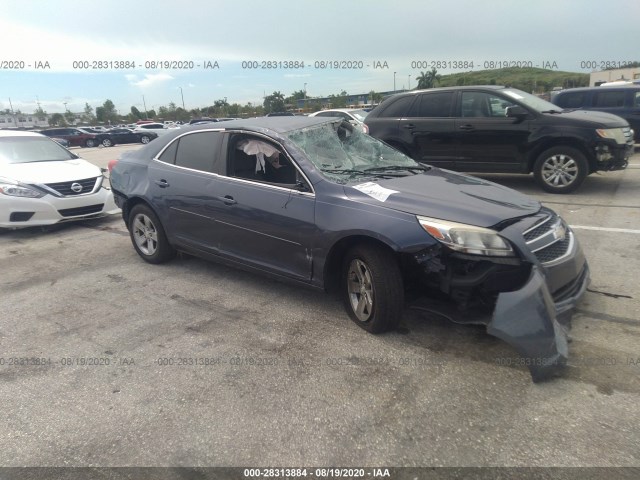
top-left (286, 121), bottom-right (426, 184)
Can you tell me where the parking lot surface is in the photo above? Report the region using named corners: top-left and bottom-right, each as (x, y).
top-left (1, 144), bottom-right (639, 467)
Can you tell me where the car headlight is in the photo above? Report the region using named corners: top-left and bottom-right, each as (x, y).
top-left (0, 178), bottom-right (45, 198)
top-left (596, 128), bottom-right (627, 144)
top-left (417, 215), bottom-right (514, 257)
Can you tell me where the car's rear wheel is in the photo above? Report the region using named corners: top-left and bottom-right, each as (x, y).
top-left (140, 135), bottom-right (151, 144)
top-left (85, 139), bottom-right (96, 148)
top-left (341, 244), bottom-right (403, 333)
top-left (101, 138), bottom-right (113, 147)
top-left (533, 146), bottom-right (588, 194)
top-left (128, 204), bottom-right (175, 264)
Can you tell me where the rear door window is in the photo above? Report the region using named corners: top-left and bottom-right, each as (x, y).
top-left (378, 96), bottom-right (416, 117)
top-left (593, 91), bottom-right (626, 108)
top-left (171, 131), bottom-right (223, 173)
top-left (410, 92), bottom-right (454, 117)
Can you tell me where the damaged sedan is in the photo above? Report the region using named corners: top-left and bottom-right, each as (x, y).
top-left (109, 117), bottom-right (589, 381)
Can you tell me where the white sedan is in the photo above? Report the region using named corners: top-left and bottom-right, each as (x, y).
top-left (0, 130), bottom-right (119, 228)
top-left (308, 108), bottom-right (370, 133)
top-left (133, 122), bottom-right (180, 136)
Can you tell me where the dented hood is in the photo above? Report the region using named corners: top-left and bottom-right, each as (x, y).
top-left (344, 168), bottom-right (540, 227)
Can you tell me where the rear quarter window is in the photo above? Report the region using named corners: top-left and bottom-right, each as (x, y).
top-left (377, 96), bottom-right (416, 118)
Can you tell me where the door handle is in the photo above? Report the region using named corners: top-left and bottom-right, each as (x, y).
top-left (403, 124), bottom-right (416, 129)
top-left (154, 179), bottom-right (170, 188)
top-left (218, 195), bottom-right (237, 205)
top-left (458, 124), bottom-right (475, 131)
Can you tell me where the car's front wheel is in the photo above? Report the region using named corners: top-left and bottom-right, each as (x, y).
top-left (85, 138), bottom-right (96, 148)
top-left (341, 244), bottom-right (403, 333)
top-left (101, 138), bottom-right (113, 147)
top-left (128, 204), bottom-right (175, 264)
top-left (533, 146), bottom-right (588, 194)
top-left (140, 135), bottom-right (151, 144)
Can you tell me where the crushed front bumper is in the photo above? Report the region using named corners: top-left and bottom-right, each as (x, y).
top-left (487, 263), bottom-right (589, 381)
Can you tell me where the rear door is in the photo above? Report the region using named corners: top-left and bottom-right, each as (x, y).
top-left (455, 90), bottom-right (531, 172)
top-left (397, 91), bottom-right (457, 167)
top-left (147, 130), bottom-right (225, 251)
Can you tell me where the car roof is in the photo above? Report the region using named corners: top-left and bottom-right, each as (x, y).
top-left (555, 85), bottom-right (640, 93)
top-left (183, 116), bottom-right (338, 134)
top-left (0, 130), bottom-right (47, 138)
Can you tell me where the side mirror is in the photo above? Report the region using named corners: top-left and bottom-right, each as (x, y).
top-left (505, 105), bottom-right (528, 118)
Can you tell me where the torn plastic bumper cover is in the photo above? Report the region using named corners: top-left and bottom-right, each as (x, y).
top-left (487, 264), bottom-right (589, 381)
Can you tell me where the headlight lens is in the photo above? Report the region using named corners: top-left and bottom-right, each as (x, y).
top-left (0, 178), bottom-right (45, 198)
top-left (417, 215), bottom-right (514, 257)
top-left (596, 128), bottom-right (628, 144)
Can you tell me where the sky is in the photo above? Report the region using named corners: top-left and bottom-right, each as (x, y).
top-left (0, 0), bottom-right (638, 115)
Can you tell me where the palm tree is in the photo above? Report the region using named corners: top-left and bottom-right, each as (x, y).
top-left (416, 68), bottom-right (441, 89)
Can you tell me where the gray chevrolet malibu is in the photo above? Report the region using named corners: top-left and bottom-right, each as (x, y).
top-left (110, 117), bottom-right (590, 381)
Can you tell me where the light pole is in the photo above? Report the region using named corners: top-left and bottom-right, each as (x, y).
top-left (408, 74), bottom-right (411, 91)
top-left (179, 87), bottom-right (185, 110)
top-left (142, 95), bottom-right (148, 119)
top-left (304, 83), bottom-right (307, 111)
top-left (393, 72), bottom-right (396, 92)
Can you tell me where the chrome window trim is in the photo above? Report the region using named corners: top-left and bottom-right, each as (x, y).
top-left (152, 128), bottom-right (316, 197)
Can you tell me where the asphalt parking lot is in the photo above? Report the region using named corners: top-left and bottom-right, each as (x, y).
top-left (1, 144), bottom-right (639, 468)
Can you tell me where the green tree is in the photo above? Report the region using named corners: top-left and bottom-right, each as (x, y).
top-left (96, 99), bottom-right (118, 124)
top-left (368, 90), bottom-right (382, 105)
top-left (82, 103), bottom-right (96, 123)
top-left (34, 106), bottom-right (47, 120)
top-left (130, 106), bottom-right (144, 120)
top-left (48, 113), bottom-right (66, 126)
top-left (64, 111), bottom-right (75, 124)
top-left (263, 91), bottom-right (285, 113)
top-left (416, 68), bottom-right (441, 89)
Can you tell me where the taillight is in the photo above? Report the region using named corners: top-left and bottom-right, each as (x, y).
top-left (107, 159), bottom-right (118, 173)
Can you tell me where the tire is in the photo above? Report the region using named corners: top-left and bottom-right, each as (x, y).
top-left (85, 138), bottom-right (96, 148)
top-left (533, 146), bottom-right (588, 194)
top-left (128, 204), bottom-right (176, 264)
top-left (101, 138), bottom-right (113, 147)
top-left (341, 244), bottom-right (404, 333)
top-left (140, 135), bottom-right (151, 144)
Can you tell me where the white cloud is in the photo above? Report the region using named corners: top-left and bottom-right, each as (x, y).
top-left (128, 74), bottom-right (174, 88)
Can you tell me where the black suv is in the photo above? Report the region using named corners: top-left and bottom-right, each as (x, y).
top-left (552, 85), bottom-right (640, 142)
top-left (365, 86), bottom-right (634, 193)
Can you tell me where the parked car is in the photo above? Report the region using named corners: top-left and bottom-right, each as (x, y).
top-left (551, 85), bottom-right (640, 142)
top-left (41, 127), bottom-right (114, 148)
top-left (309, 108), bottom-right (370, 132)
top-left (133, 122), bottom-right (174, 136)
top-left (0, 130), bottom-right (119, 228)
top-left (365, 86), bottom-right (634, 193)
top-left (189, 118), bottom-right (217, 124)
top-left (51, 137), bottom-right (69, 148)
top-left (107, 128), bottom-right (158, 145)
top-left (109, 117), bottom-right (590, 381)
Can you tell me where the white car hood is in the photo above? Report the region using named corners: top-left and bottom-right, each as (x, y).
top-left (1, 159), bottom-right (102, 184)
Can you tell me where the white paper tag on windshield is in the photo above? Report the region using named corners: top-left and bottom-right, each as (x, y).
top-left (353, 182), bottom-right (399, 202)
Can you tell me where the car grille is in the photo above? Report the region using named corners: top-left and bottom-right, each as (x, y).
top-left (45, 177), bottom-right (100, 196)
top-left (523, 212), bottom-right (573, 265)
top-left (533, 234), bottom-right (572, 263)
top-left (623, 126), bottom-right (633, 143)
top-left (58, 204), bottom-right (104, 217)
